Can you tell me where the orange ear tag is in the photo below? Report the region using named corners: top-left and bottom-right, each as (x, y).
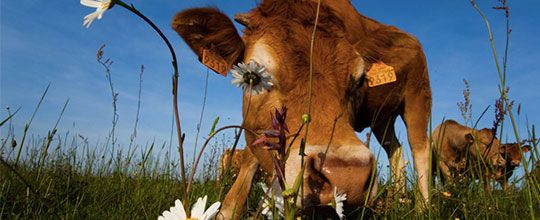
top-left (365, 61), bottom-right (397, 87)
top-left (201, 49), bottom-right (229, 77)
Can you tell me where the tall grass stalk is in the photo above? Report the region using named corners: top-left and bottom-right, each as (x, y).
top-left (191, 68), bottom-right (210, 167)
top-left (96, 45), bottom-right (118, 163)
top-left (36, 99), bottom-right (69, 180)
top-left (113, 1), bottom-right (187, 206)
top-left (469, 1), bottom-right (538, 218)
top-left (0, 108), bottom-right (20, 128)
top-left (14, 83), bottom-right (50, 165)
top-left (186, 125), bottom-right (258, 198)
top-left (127, 64), bottom-right (144, 154)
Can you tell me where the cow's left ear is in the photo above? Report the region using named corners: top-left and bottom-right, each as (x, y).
top-left (499, 144), bottom-right (508, 153)
top-left (465, 133), bottom-right (475, 144)
top-left (522, 145), bottom-right (530, 153)
top-left (172, 8), bottom-right (245, 73)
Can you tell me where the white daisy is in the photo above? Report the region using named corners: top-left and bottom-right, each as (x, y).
top-left (80, 0), bottom-right (115, 28)
top-left (333, 187), bottom-right (347, 220)
top-left (158, 196), bottom-right (221, 220)
top-left (231, 60), bottom-right (274, 95)
top-left (260, 180), bottom-right (284, 220)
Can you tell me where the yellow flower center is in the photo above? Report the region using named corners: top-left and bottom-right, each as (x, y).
top-left (101, 0), bottom-right (116, 10)
top-left (187, 218), bottom-right (198, 220)
top-left (104, 2), bottom-right (112, 9)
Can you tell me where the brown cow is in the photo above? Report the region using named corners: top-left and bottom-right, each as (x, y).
top-left (319, 0), bottom-right (432, 202)
top-left (497, 143), bottom-right (530, 190)
top-left (533, 161), bottom-right (540, 182)
top-left (431, 120), bottom-right (506, 190)
top-left (173, 1), bottom-right (379, 218)
top-left (217, 148), bottom-right (244, 182)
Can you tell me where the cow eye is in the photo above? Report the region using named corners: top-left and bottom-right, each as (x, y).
top-left (231, 60), bottom-right (274, 95)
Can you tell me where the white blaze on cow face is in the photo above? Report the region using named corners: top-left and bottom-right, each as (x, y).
top-left (244, 39), bottom-right (280, 82)
top-left (352, 51), bottom-right (365, 80)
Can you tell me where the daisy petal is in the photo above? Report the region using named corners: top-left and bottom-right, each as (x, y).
top-left (162, 210), bottom-right (174, 220)
top-left (333, 187), bottom-right (347, 219)
top-left (191, 196), bottom-right (207, 218)
top-left (174, 199), bottom-right (187, 219)
top-left (201, 201), bottom-right (221, 220)
top-left (83, 13), bottom-right (98, 28)
top-left (80, 0), bottom-right (101, 8)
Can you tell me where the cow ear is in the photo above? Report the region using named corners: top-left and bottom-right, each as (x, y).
top-left (522, 145), bottom-right (530, 153)
top-left (499, 144), bottom-right (507, 152)
top-left (465, 133), bottom-right (475, 144)
top-left (234, 13), bottom-right (252, 28)
top-left (172, 8), bottom-right (245, 72)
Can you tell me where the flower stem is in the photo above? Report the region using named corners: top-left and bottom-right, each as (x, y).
top-left (302, 0), bottom-right (322, 210)
top-left (185, 125), bottom-right (259, 196)
top-left (469, 1), bottom-right (538, 218)
top-left (115, 0), bottom-right (187, 205)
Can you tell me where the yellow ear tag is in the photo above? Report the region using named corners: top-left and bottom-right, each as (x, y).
top-left (201, 49), bottom-right (229, 77)
top-left (366, 61), bottom-right (397, 87)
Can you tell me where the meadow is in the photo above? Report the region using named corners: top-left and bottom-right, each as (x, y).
top-left (1, 0), bottom-right (540, 219)
top-left (1, 106), bottom-right (539, 219)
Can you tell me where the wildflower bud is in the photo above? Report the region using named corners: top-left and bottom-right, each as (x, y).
top-left (302, 114), bottom-right (311, 124)
top-left (442, 191), bottom-right (452, 197)
top-left (11, 139), bottom-right (17, 148)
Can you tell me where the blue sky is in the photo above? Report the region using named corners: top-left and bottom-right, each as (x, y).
top-left (1, 0), bottom-right (539, 178)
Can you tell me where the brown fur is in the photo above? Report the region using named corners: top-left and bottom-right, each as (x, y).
top-left (311, 0), bottom-right (432, 203)
top-left (170, 0), bottom-right (438, 218)
top-left (217, 149), bottom-right (245, 182)
top-left (172, 8), bottom-right (244, 69)
top-left (533, 162), bottom-right (540, 182)
top-left (240, 1), bottom-right (377, 216)
top-left (431, 120), bottom-right (506, 191)
top-left (497, 143), bottom-right (530, 190)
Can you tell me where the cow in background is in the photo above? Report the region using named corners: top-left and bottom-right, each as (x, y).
top-left (431, 120), bottom-right (506, 191)
top-left (217, 148), bottom-right (244, 182)
top-left (533, 161), bottom-right (540, 182)
top-left (497, 143), bottom-right (530, 190)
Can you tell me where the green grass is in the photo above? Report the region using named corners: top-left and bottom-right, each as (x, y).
top-left (2, 1), bottom-right (539, 219)
top-left (0, 124), bottom-right (270, 219)
top-left (1, 125), bottom-right (538, 219)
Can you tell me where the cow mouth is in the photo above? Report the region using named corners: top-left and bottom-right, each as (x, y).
top-left (303, 154), bottom-right (374, 206)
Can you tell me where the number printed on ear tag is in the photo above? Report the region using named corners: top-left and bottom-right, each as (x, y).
top-left (366, 61), bottom-right (397, 87)
top-left (201, 49), bottom-right (229, 77)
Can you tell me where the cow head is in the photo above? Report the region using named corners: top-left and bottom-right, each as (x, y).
top-left (500, 143), bottom-right (530, 167)
top-left (172, 0), bottom-right (374, 207)
top-left (464, 128), bottom-right (506, 176)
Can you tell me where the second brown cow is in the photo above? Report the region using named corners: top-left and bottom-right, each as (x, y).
top-left (431, 120), bottom-right (506, 190)
top-left (497, 142), bottom-right (530, 190)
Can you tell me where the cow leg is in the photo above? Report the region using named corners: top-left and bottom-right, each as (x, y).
top-left (218, 149), bottom-right (259, 220)
top-left (499, 179), bottom-right (510, 191)
top-left (482, 175), bottom-right (492, 193)
top-left (437, 161), bottom-right (452, 185)
top-left (372, 117), bottom-right (406, 194)
top-left (402, 92), bottom-right (431, 208)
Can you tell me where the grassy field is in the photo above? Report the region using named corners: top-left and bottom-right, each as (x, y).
top-left (1, 119), bottom-right (539, 219)
top-left (2, 0), bottom-right (540, 219)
